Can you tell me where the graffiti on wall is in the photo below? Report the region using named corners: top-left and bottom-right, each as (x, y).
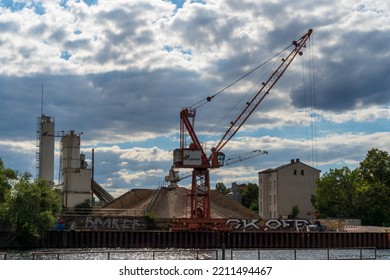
top-left (226, 218), bottom-right (311, 231)
top-left (84, 217), bottom-right (142, 230)
top-left (57, 216), bottom-right (316, 231)
top-left (58, 216), bottom-right (147, 231)
top-left (226, 219), bottom-right (261, 230)
top-left (264, 219), bottom-right (310, 230)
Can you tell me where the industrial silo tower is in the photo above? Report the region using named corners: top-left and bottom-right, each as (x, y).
top-left (61, 130), bottom-right (92, 208)
top-left (36, 114), bottom-right (55, 185)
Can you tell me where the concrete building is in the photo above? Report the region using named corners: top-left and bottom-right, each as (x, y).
top-left (258, 159), bottom-right (320, 219)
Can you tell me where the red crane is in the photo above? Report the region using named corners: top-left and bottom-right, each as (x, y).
top-left (172, 29), bottom-right (313, 231)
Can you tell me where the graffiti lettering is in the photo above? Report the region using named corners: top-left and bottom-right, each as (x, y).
top-left (241, 219), bottom-right (260, 229)
top-left (84, 217), bottom-right (141, 230)
top-left (265, 219), bottom-right (310, 230)
top-left (226, 219), bottom-right (261, 230)
top-left (226, 218), bottom-right (311, 231)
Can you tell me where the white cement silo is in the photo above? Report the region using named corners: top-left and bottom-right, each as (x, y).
top-left (61, 130), bottom-right (92, 208)
top-left (37, 114), bottom-right (55, 185)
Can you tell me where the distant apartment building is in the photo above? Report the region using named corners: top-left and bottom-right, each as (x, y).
top-left (258, 159), bottom-right (320, 219)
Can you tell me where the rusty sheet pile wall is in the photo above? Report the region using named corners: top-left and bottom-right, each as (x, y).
top-left (40, 231), bottom-right (390, 249)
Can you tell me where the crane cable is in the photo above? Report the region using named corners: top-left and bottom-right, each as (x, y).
top-left (300, 34), bottom-right (318, 186)
top-left (197, 43), bottom-right (293, 143)
top-left (190, 43), bottom-right (294, 110)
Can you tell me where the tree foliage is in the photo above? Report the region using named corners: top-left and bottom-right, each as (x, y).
top-left (0, 159), bottom-right (17, 203)
top-left (290, 205), bottom-right (300, 219)
top-left (312, 148), bottom-right (390, 226)
top-left (240, 183), bottom-right (259, 212)
top-left (358, 148), bottom-right (390, 187)
top-left (0, 159), bottom-right (61, 247)
top-left (215, 182), bottom-right (231, 195)
top-left (312, 167), bottom-right (360, 218)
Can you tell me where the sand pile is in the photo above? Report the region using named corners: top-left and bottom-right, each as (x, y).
top-left (101, 186), bottom-right (260, 219)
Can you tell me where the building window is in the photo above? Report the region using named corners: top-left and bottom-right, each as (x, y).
top-left (273, 195), bottom-right (276, 205)
top-left (301, 170), bottom-right (304, 176)
top-left (294, 169), bottom-right (297, 175)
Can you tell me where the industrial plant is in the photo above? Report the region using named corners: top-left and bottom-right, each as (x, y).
top-left (33, 30), bottom-right (318, 228)
top-left (28, 28), bottom-right (390, 249)
top-left (36, 114), bottom-right (113, 209)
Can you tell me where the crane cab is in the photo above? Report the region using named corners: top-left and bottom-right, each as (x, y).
top-left (173, 148), bottom-right (203, 168)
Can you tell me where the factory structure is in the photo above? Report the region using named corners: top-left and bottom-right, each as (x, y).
top-left (35, 112), bottom-right (319, 224)
top-left (36, 114), bottom-right (113, 209)
top-left (36, 115), bottom-right (55, 186)
top-left (35, 113), bottom-right (266, 217)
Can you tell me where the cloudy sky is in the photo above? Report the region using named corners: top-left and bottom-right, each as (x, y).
top-left (0, 0), bottom-right (389, 198)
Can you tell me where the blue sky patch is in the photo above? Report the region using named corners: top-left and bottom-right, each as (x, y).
top-left (60, 50), bottom-right (72, 61)
top-left (165, 0), bottom-right (205, 9)
top-left (59, 0), bottom-right (68, 9)
top-left (83, 0), bottom-right (98, 6)
top-left (0, 0), bottom-right (26, 12)
top-left (0, 0), bottom-right (45, 14)
top-left (163, 45), bottom-right (192, 56)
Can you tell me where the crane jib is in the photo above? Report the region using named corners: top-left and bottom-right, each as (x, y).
top-left (214, 29), bottom-right (313, 153)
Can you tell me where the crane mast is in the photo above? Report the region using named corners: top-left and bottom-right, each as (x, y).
top-left (172, 29), bottom-right (313, 231)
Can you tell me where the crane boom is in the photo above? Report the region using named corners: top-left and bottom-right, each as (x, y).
top-left (212, 29), bottom-right (313, 156)
top-left (224, 150), bottom-right (268, 166)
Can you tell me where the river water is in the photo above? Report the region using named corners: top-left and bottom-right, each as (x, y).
top-left (2, 248), bottom-right (390, 260)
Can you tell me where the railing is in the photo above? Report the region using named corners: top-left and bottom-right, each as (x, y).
top-left (1, 248), bottom-right (378, 260)
top-left (228, 247), bottom-right (377, 260)
top-left (3, 249), bottom-right (219, 260)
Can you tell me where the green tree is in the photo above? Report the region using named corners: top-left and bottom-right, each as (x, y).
top-left (312, 149), bottom-right (390, 226)
top-left (358, 148), bottom-right (390, 187)
top-left (0, 167), bottom-right (61, 247)
top-left (355, 181), bottom-right (390, 226)
top-left (312, 167), bottom-right (360, 218)
top-left (290, 205), bottom-right (300, 219)
top-left (355, 148), bottom-right (390, 225)
top-left (215, 182), bottom-right (231, 195)
top-left (0, 159), bottom-right (17, 203)
top-left (240, 183), bottom-right (259, 211)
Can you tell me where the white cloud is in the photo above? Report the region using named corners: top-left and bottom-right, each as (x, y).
top-left (0, 140), bottom-right (36, 154)
top-left (1, 0), bottom-right (390, 196)
top-left (319, 106), bottom-right (390, 124)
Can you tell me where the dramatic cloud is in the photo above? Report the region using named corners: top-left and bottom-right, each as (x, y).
top-left (0, 0), bottom-right (389, 197)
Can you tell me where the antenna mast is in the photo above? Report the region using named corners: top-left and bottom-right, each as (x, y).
top-left (41, 82), bottom-right (44, 116)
